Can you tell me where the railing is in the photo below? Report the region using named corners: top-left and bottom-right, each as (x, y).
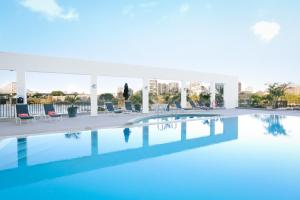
top-left (0, 103), bottom-right (91, 119)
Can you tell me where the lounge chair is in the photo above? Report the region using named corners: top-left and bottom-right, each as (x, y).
top-left (44, 104), bottom-right (62, 119)
top-left (198, 101), bottom-right (211, 110)
top-left (189, 100), bottom-right (201, 109)
top-left (125, 101), bottom-right (141, 112)
top-left (175, 101), bottom-right (192, 110)
top-left (105, 102), bottom-right (123, 113)
top-left (125, 101), bottom-right (134, 112)
top-left (16, 104), bottom-right (34, 124)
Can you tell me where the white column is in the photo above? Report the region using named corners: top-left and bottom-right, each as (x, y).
top-left (142, 79), bottom-right (149, 113)
top-left (181, 80), bottom-right (187, 108)
top-left (224, 80), bottom-right (239, 108)
top-left (16, 69), bottom-right (27, 104)
top-left (210, 82), bottom-right (216, 108)
top-left (90, 74), bottom-right (98, 116)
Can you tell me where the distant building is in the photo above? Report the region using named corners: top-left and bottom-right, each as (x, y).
top-left (244, 86), bottom-right (254, 93)
top-left (238, 82), bottom-right (242, 93)
top-left (189, 81), bottom-right (209, 94)
top-left (189, 81), bottom-right (203, 94)
top-left (52, 96), bottom-right (66, 102)
top-left (150, 80), bottom-right (180, 95)
top-left (168, 82), bottom-right (179, 94)
top-left (149, 80), bottom-right (158, 95)
top-left (158, 83), bottom-right (168, 95)
top-left (286, 84), bottom-right (300, 95)
top-left (0, 82), bottom-right (16, 94)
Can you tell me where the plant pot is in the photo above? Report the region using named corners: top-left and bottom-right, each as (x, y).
top-left (134, 104), bottom-right (141, 112)
top-left (67, 106), bottom-right (78, 118)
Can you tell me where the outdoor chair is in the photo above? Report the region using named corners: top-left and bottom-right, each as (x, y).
top-left (16, 104), bottom-right (34, 124)
top-left (105, 102), bottom-right (123, 113)
top-left (196, 101), bottom-right (209, 110)
top-left (175, 101), bottom-right (192, 111)
top-left (44, 104), bottom-right (62, 119)
top-left (125, 101), bottom-right (134, 112)
top-left (189, 100), bottom-right (201, 109)
top-left (125, 101), bottom-right (140, 112)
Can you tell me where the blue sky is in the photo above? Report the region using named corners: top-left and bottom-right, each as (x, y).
top-left (0, 0), bottom-right (299, 93)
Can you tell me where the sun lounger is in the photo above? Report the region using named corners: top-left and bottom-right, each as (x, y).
top-left (16, 104), bottom-right (34, 124)
top-left (189, 100), bottom-right (201, 109)
top-left (105, 102), bottom-right (123, 113)
top-left (175, 101), bottom-right (192, 110)
top-left (125, 101), bottom-right (141, 112)
top-left (44, 104), bottom-right (62, 119)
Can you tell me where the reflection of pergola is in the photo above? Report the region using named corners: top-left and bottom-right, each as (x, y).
top-left (0, 52), bottom-right (238, 114)
top-left (0, 117), bottom-right (238, 190)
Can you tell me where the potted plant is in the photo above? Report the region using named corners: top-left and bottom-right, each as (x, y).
top-left (65, 94), bottom-right (80, 117)
top-left (199, 92), bottom-right (211, 108)
top-left (134, 103), bottom-right (141, 112)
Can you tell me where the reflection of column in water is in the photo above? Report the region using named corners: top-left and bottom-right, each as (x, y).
top-left (210, 119), bottom-right (215, 136)
top-left (91, 130), bottom-right (98, 156)
top-left (223, 117), bottom-right (238, 138)
top-left (181, 122), bottom-right (186, 141)
top-left (17, 138), bottom-right (27, 167)
top-left (123, 128), bottom-right (131, 143)
top-left (143, 126), bottom-right (149, 147)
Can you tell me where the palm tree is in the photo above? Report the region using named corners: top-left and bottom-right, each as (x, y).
top-left (267, 83), bottom-right (290, 108)
top-left (65, 94), bottom-right (80, 117)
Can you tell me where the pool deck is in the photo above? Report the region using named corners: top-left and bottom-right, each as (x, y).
top-left (0, 108), bottom-right (300, 139)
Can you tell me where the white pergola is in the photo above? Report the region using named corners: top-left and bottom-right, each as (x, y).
top-left (0, 52), bottom-right (239, 115)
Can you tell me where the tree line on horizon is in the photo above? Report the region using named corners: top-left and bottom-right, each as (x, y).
top-left (239, 83), bottom-right (300, 108)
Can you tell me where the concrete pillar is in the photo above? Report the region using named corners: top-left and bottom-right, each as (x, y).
top-left (210, 82), bottom-right (216, 108)
top-left (90, 75), bottom-right (98, 116)
top-left (224, 80), bottom-right (239, 109)
top-left (181, 80), bottom-right (187, 108)
top-left (16, 70), bottom-right (27, 104)
top-left (142, 79), bottom-right (149, 113)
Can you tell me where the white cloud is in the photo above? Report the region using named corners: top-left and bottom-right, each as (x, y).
top-left (179, 3), bottom-right (190, 14)
top-left (20, 0), bottom-right (79, 21)
top-left (139, 1), bottom-right (159, 8)
top-left (252, 21), bottom-right (280, 42)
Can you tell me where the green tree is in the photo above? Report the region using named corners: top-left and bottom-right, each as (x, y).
top-left (250, 94), bottom-right (264, 108)
top-left (171, 93), bottom-right (181, 103)
top-left (51, 91), bottom-right (65, 96)
top-left (215, 85), bottom-right (224, 107)
top-left (267, 83), bottom-right (290, 108)
top-left (65, 94), bottom-right (80, 106)
top-left (199, 92), bottom-right (211, 107)
top-left (31, 92), bottom-right (43, 98)
top-left (129, 90), bottom-right (142, 105)
top-left (149, 93), bottom-right (157, 104)
top-left (98, 93), bottom-right (116, 105)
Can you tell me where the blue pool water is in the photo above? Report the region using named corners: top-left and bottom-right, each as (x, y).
top-left (0, 114), bottom-right (300, 199)
top-left (132, 113), bottom-right (218, 125)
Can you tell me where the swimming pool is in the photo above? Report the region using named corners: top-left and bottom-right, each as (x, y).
top-left (0, 114), bottom-right (300, 199)
top-left (129, 113), bottom-right (218, 125)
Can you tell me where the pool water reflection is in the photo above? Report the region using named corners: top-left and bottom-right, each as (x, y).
top-left (0, 114), bottom-right (300, 199)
